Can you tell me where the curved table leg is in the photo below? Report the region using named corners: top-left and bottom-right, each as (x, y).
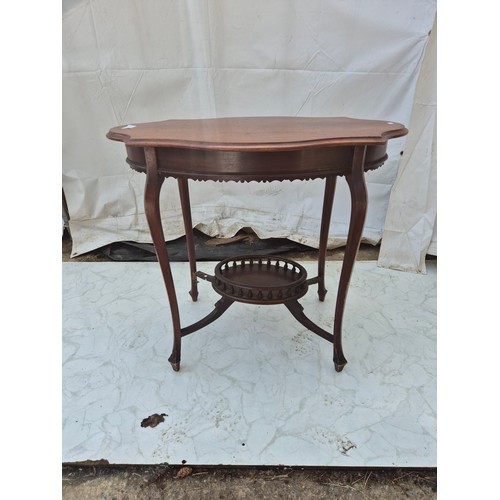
top-left (284, 300), bottom-right (333, 343)
top-left (144, 147), bottom-right (182, 372)
top-left (178, 178), bottom-right (199, 302)
top-left (181, 297), bottom-right (234, 337)
top-left (333, 146), bottom-right (368, 372)
top-left (317, 176), bottom-right (337, 301)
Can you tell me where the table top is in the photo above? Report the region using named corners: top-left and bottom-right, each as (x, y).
top-left (107, 116), bottom-right (407, 152)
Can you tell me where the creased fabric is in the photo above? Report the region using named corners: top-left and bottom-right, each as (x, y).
top-left (379, 16), bottom-right (437, 273)
top-left (62, 0), bottom-right (437, 263)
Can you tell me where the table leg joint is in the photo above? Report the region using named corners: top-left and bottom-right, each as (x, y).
top-left (196, 270), bottom-right (214, 283)
top-left (284, 300), bottom-right (333, 343)
top-left (180, 297), bottom-right (234, 337)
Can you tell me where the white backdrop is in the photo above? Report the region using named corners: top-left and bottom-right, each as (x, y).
top-left (379, 16), bottom-right (437, 273)
top-left (62, 0), bottom-right (437, 271)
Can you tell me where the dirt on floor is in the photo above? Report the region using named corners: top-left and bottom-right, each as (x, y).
top-left (62, 231), bottom-right (437, 499)
top-left (62, 464), bottom-right (437, 499)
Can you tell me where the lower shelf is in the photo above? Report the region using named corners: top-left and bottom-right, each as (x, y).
top-left (211, 255), bottom-right (308, 305)
top-left (188, 257), bottom-right (338, 368)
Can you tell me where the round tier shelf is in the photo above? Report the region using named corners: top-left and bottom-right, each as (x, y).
top-left (212, 255), bottom-right (308, 305)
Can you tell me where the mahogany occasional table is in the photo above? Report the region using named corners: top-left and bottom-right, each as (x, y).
top-left (107, 117), bottom-right (407, 373)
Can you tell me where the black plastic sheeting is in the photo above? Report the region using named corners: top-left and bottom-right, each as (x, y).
top-left (103, 230), bottom-right (312, 262)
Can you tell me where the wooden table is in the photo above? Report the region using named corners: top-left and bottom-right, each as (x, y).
top-left (107, 117), bottom-right (407, 373)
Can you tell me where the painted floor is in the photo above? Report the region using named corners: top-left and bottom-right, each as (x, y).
top-left (63, 260), bottom-right (436, 466)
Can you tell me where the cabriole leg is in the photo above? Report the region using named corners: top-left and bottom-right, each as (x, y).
top-left (333, 146), bottom-right (368, 372)
top-left (317, 176), bottom-right (337, 301)
top-left (144, 147), bottom-right (182, 372)
top-left (177, 178), bottom-right (199, 301)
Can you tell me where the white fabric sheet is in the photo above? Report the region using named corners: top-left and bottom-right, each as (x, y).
top-left (379, 17), bottom-right (437, 273)
top-left (62, 0), bottom-right (437, 262)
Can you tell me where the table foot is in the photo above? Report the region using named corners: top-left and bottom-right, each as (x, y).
top-left (317, 288), bottom-right (327, 302)
top-left (169, 358), bottom-right (181, 372)
top-left (334, 343), bottom-right (348, 372)
top-left (168, 340), bottom-right (181, 371)
top-left (189, 289), bottom-right (199, 302)
top-left (334, 360), bottom-right (347, 373)
top-left (168, 350), bottom-right (181, 372)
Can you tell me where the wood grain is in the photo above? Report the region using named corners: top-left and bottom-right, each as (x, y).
top-left (107, 116), bottom-right (407, 151)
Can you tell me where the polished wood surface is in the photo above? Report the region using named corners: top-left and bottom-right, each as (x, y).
top-left (124, 143), bottom-right (389, 182)
top-left (109, 117), bottom-right (407, 182)
top-left (107, 116), bottom-right (407, 151)
top-left (107, 116), bottom-right (407, 373)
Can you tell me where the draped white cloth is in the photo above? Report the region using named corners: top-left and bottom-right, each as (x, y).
top-left (379, 17), bottom-right (437, 273)
top-left (62, 0), bottom-right (437, 271)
